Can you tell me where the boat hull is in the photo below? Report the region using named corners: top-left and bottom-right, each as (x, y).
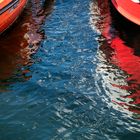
top-left (0, 0), bottom-right (27, 34)
top-left (111, 0), bottom-right (140, 25)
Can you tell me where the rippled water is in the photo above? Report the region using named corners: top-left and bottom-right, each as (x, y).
top-left (1, 0), bottom-right (140, 139)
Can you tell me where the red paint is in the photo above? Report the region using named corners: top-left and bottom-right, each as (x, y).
top-left (0, 0), bottom-right (27, 33)
top-left (112, 0), bottom-right (140, 25)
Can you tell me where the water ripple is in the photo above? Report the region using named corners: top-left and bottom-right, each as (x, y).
top-left (1, 0), bottom-right (140, 140)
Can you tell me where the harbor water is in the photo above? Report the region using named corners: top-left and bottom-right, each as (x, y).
top-left (0, 0), bottom-right (140, 139)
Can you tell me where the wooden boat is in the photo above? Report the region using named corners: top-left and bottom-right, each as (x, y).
top-left (0, 0), bottom-right (27, 34)
top-left (111, 0), bottom-right (140, 25)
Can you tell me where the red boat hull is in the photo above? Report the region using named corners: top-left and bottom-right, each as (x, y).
top-left (111, 0), bottom-right (140, 25)
top-left (0, 0), bottom-right (27, 34)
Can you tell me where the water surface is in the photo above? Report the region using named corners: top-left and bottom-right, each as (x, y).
top-left (0, 0), bottom-right (140, 139)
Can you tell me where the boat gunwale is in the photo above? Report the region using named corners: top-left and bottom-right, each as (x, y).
top-left (0, 0), bottom-right (19, 15)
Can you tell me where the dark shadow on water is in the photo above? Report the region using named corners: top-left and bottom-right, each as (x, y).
top-left (0, 0), bottom-right (54, 90)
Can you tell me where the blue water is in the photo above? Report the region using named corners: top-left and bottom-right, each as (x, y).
top-left (1, 0), bottom-right (140, 139)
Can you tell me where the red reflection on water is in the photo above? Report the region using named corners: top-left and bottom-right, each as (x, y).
top-left (97, 0), bottom-right (140, 116)
top-left (0, 0), bottom-right (54, 81)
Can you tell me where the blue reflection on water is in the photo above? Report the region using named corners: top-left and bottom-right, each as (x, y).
top-left (1, 0), bottom-right (140, 140)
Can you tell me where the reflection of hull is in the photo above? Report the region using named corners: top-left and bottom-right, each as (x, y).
top-left (0, 0), bottom-right (54, 83)
top-left (0, 0), bottom-right (27, 34)
top-left (111, 0), bottom-right (140, 25)
top-left (90, 0), bottom-right (140, 118)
